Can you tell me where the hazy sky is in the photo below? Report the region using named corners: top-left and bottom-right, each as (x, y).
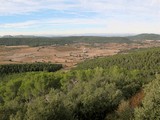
top-left (0, 0), bottom-right (160, 35)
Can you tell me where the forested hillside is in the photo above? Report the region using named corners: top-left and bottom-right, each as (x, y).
top-left (76, 47), bottom-right (160, 77)
top-left (128, 33), bottom-right (160, 40)
top-left (1, 34), bottom-right (160, 46)
top-left (0, 47), bottom-right (159, 120)
top-left (0, 36), bottom-right (131, 46)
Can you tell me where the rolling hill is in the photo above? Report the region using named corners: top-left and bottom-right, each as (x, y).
top-left (0, 36), bottom-right (131, 46)
top-left (128, 33), bottom-right (160, 40)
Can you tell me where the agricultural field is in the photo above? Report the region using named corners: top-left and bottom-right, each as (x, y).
top-left (0, 40), bottom-right (160, 69)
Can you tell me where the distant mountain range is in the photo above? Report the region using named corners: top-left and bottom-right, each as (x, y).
top-left (0, 35), bottom-right (37, 38)
top-left (0, 34), bottom-right (127, 38)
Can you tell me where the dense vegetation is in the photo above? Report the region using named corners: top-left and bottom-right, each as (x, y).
top-left (0, 68), bottom-right (145, 120)
top-left (0, 63), bottom-right (62, 75)
top-left (0, 47), bottom-right (159, 120)
top-left (0, 36), bottom-right (131, 46)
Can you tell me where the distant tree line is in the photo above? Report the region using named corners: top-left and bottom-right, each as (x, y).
top-left (0, 63), bottom-right (62, 75)
top-left (0, 37), bottom-right (131, 46)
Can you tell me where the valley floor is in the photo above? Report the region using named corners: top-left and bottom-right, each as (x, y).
top-left (0, 40), bottom-right (160, 69)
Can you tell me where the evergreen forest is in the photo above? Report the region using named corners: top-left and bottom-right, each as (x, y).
top-left (0, 47), bottom-right (160, 120)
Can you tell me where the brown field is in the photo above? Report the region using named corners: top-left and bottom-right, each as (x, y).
top-left (0, 40), bottom-right (160, 69)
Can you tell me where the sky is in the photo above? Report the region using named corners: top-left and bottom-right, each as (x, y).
top-left (0, 0), bottom-right (160, 36)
